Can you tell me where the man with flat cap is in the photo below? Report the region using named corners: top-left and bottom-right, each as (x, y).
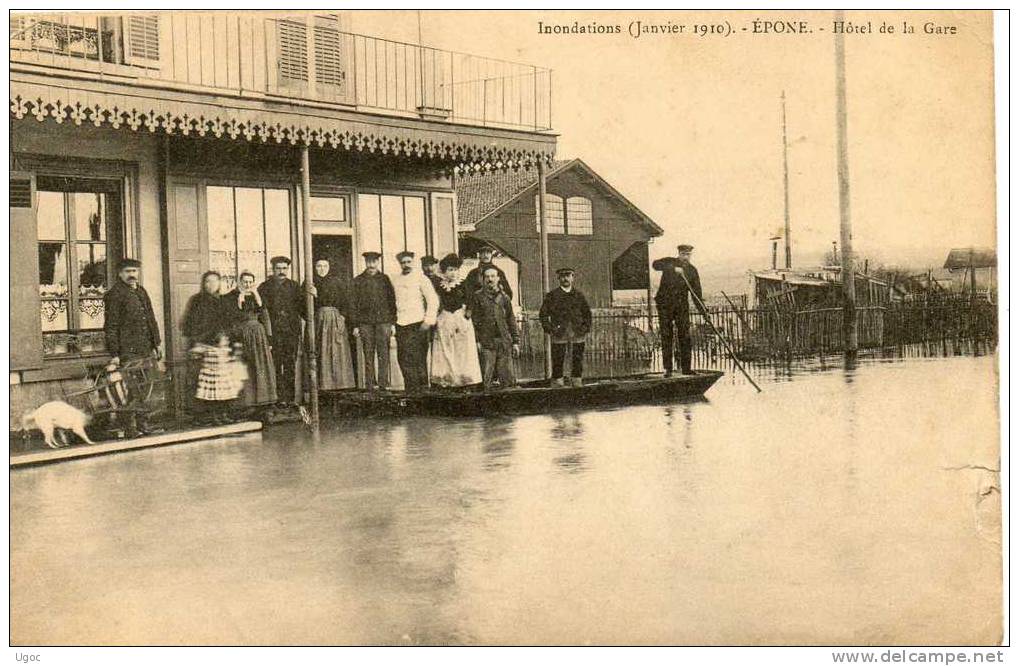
top-left (258, 256), bottom-right (305, 404)
top-left (351, 251), bottom-right (397, 390)
top-left (421, 255), bottom-right (440, 285)
top-left (391, 250), bottom-right (439, 392)
top-left (539, 267), bottom-right (593, 387)
top-left (652, 244), bottom-right (706, 376)
top-left (104, 257), bottom-right (162, 435)
top-left (464, 242), bottom-right (513, 301)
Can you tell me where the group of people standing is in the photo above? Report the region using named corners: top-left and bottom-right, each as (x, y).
top-left (102, 241), bottom-right (703, 427)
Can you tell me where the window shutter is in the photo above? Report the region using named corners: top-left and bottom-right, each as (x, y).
top-left (278, 19), bottom-right (309, 82)
top-left (125, 15), bottom-right (160, 62)
top-left (10, 174), bottom-right (33, 208)
top-left (9, 172), bottom-right (44, 370)
top-left (313, 16), bottom-right (345, 90)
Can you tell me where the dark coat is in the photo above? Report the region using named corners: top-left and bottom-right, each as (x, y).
top-left (351, 270), bottom-right (397, 326)
top-left (539, 287), bottom-right (592, 341)
top-left (258, 277), bottom-right (305, 343)
top-left (225, 289), bottom-right (271, 335)
top-left (182, 291), bottom-right (240, 345)
top-left (652, 258), bottom-right (704, 313)
top-left (311, 273), bottom-right (352, 317)
top-left (464, 262), bottom-right (513, 300)
top-left (103, 280), bottom-right (161, 359)
top-left (471, 287), bottom-right (519, 347)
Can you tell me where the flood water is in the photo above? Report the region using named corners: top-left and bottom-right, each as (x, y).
top-left (10, 353), bottom-right (1001, 645)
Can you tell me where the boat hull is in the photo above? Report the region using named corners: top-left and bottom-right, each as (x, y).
top-left (321, 371), bottom-right (724, 417)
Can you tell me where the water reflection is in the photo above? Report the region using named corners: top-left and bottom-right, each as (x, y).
top-left (10, 352), bottom-right (1001, 645)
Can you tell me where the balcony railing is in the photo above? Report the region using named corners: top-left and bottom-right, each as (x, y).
top-left (10, 13), bottom-right (554, 132)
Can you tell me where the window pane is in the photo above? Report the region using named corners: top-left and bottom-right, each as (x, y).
top-left (73, 192), bottom-right (107, 241)
top-left (357, 194), bottom-right (382, 266)
top-left (77, 242), bottom-right (107, 295)
top-left (380, 195), bottom-right (405, 272)
top-left (234, 187), bottom-right (265, 292)
top-left (432, 196), bottom-right (456, 256)
top-left (207, 186), bottom-right (237, 292)
top-left (566, 196), bottom-right (593, 235)
top-left (40, 299), bottom-right (69, 332)
top-left (310, 196), bottom-right (347, 223)
top-left (264, 189), bottom-right (292, 282)
top-left (38, 242), bottom-right (69, 296)
top-left (37, 191), bottom-right (66, 240)
top-left (78, 298), bottom-right (105, 330)
top-left (535, 194), bottom-right (565, 234)
top-left (404, 196), bottom-right (427, 259)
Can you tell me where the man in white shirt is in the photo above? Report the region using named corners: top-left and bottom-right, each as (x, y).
top-left (391, 250), bottom-right (439, 391)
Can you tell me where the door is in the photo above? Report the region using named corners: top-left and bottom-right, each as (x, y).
top-left (312, 235), bottom-right (353, 281)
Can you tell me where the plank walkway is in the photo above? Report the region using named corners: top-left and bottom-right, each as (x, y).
top-left (10, 421), bottom-right (263, 467)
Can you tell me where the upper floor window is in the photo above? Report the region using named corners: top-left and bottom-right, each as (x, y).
top-left (534, 194), bottom-right (565, 234)
top-left (565, 196), bottom-right (593, 235)
top-left (535, 194), bottom-right (592, 235)
top-left (11, 15), bottom-right (160, 67)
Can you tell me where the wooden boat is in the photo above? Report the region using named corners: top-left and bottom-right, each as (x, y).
top-left (320, 370), bottom-right (724, 417)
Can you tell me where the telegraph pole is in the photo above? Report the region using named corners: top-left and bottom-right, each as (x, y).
top-left (781, 91), bottom-right (792, 269)
top-left (834, 10), bottom-right (857, 357)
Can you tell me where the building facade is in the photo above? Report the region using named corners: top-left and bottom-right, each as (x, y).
top-left (10, 11), bottom-right (556, 423)
top-left (455, 159), bottom-right (663, 311)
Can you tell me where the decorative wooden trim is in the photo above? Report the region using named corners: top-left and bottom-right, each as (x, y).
top-left (11, 80), bottom-right (556, 172)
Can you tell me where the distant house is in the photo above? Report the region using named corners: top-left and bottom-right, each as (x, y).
top-left (455, 159), bottom-right (663, 310)
top-left (943, 247), bottom-right (996, 295)
top-left (753, 267), bottom-right (898, 310)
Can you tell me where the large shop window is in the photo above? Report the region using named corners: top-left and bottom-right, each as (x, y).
top-left (206, 186), bottom-right (292, 292)
top-left (357, 194), bottom-right (427, 272)
top-left (36, 177), bottom-right (123, 358)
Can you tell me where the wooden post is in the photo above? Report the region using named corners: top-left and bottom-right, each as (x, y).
top-left (538, 159), bottom-right (552, 378)
top-left (299, 145), bottom-right (320, 427)
top-left (835, 10), bottom-right (857, 357)
top-left (781, 91), bottom-right (792, 269)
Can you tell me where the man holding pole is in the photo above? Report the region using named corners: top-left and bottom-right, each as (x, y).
top-left (652, 244), bottom-right (705, 377)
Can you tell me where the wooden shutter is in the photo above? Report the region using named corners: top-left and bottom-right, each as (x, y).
top-left (313, 16), bottom-right (345, 90)
top-left (277, 19), bottom-right (309, 83)
top-left (166, 182), bottom-right (206, 362)
top-left (10, 172), bottom-right (44, 370)
top-left (123, 15), bottom-right (160, 64)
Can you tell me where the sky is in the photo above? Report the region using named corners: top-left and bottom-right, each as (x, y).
top-left (348, 10), bottom-right (996, 280)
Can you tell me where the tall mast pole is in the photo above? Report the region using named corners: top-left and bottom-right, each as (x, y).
top-left (782, 91), bottom-right (792, 270)
top-left (835, 10), bottom-right (857, 356)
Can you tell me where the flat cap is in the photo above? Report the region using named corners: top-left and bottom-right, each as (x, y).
top-left (362, 251), bottom-right (382, 260)
top-left (117, 258), bottom-right (142, 269)
top-left (396, 250), bottom-right (415, 260)
top-left (677, 244), bottom-right (694, 252)
top-left (270, 255), bottom-right (292, 266)
top-left (555, 267), bottom-right (576, 276)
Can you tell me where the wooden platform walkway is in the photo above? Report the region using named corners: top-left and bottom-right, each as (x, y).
top-left (10, 421), bottom-right (263, 468)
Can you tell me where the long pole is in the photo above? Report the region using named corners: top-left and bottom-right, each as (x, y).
top-left (679, 272), bottom-right (762, 393)
top-left (299, 145), bottom-right (320, 427)
top-left (537, 159), bottom-right (552, 378)
top-left (835, 10), bottom-right (857, 356)
top-left (782, 91), bottom-right (792, 269)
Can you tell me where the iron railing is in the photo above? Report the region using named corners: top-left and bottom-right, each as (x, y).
top-left (10, 12), bottom-right (554, 132)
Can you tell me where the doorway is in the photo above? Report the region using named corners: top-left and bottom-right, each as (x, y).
top-left (312, 235), bottom-right (353, 281)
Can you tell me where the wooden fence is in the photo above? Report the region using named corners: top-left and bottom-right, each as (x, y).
top-left (513, 297), bottom-right (997, 380)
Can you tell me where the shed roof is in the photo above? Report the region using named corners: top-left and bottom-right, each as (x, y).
top-left (943, 247), bottom-right (996, 270)
top-left (454, 158), bottom-right (664, 236)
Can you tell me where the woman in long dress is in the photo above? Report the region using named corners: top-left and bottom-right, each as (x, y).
top-left (310, 258), bottom-right (356, 390)
top-left (430, 253), bottom-right (483, 387)
top-left (181, 271), bottom-right (245, 423)
top-left (225, 271), bottom-right (278, 408)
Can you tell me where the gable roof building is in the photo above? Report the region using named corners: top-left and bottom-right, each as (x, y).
top-left (455, 159), bottom-right (663, 310)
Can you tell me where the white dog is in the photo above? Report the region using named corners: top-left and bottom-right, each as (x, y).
top-left (21, 401), bottom-right (95, 449)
